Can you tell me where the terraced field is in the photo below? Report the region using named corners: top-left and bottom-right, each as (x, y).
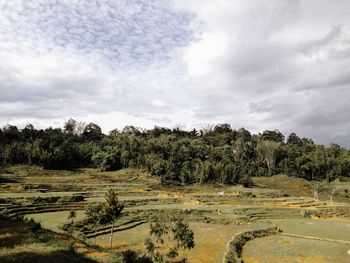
top-left (1, 166), bottom-right (350, 262)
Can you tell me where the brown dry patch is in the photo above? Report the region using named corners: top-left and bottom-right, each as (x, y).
top-left (243, 257), bottom-right (262, 263)
top-left (254, 175), bottom-right (311, 197)
top-left (173, 192), bottom-right (183, 198)
top-left (278, 239), bottom-right (294, 245)
top-left (85, 251), bottom-right (108, 258)
top-left (297, 256), bottom-right (329, 263)
top-left (3, 183), bottom-right (21, 192)
top-left (245, 255), bottom-right (329, 263)
top-left (184, 200), bottom-right (201, 206)
top-left (131, 188), bottom-right (145, 193)
top-left (96, 224), bottom-right (149, 252)
top-left (157, 193), bottom-right (172, 198)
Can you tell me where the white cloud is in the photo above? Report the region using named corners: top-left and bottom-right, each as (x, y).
top-left (1, 0), bottom-right (350, 146)
top-left (173, 0), bottom-right (350, 145)
top-left (183, 32), bottom-right (228, 77)
top-left (151, 99), bottom-right (165, 107)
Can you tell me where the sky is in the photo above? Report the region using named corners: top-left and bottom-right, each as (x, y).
top-left (1, 0), bottom-right (350, 146)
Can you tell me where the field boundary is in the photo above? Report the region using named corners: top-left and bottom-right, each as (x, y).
top-left (280, 233), bottom-right (350, 244)
top-left (222, 226), bottom-right (281, 263)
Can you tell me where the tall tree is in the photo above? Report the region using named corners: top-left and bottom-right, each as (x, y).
top-left (104, 189), bottom-right (124, 249)
top-left (83, 123), bottom-right (103, 141)
top-left (257, 140), bottom-right (281, 176)
top-left (261, 129), bottom-right (285, 143)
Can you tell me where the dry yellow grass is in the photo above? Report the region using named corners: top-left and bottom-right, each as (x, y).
top-left (243, 234), bottom-right (350, 263)
top-left (84, 251), bottom-right (108, 258)
top-left (95, 222), bottom-right (266, 263)
top-left (244, 255), bottom-right (329, 263)
top-left (131, 188), bottom-right (146, 193)
top-left (157, 192), bottom-right (172, 198)
top-left (183, 200), bottom-right (201, 206)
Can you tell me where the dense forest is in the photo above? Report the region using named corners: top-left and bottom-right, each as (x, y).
top-left (1, 119), bottom-right (350, 184)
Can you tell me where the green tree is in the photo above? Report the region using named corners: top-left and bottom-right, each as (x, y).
top-left (83, 123), bottom-right (103, 141)
top-left (103, 189), bottom-right (124, 249)
top-left (68, 209), bottom-right (76, 224)
top-left (287, 132), bottom-right (302, 146)
top-left (85, 202), bottom-right (104, 244)
top-left (257, 140), bottom-right (281, 176)
top-left (261, 129), bottom-right (284, 143)
top-left (145, 213), bottom-right (195, 262)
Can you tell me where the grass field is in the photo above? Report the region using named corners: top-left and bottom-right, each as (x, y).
top-left (269, 219), bottom-right (350, 241)
top-left (95, 221), bottom-right (272, 263)
top-left (243, 235), bottom-right (350, 263)
top-left (1, 166), bottom-right (350, 262)
top-left (24, 211), bottom-right (86, 232)
top-left (0, 215), bottom-right (103, 263)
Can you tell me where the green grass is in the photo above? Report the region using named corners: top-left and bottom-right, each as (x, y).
top-left (24, 211), bottom-right (86, 232)
top-left (269, 219), bottom-right (350, 241)
top-left (2, 166), bottom-right (350, 263)
top-left (94, 221), bottom-right (272, 263)
top-left (0, 216), bottom-right (99, 263)
top-left (243, 235), bottom-right (350, 263)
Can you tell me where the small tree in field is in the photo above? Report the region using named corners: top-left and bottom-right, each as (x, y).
top-left (103, 189), bottom-right (124, 249)
top-left (85, 202), bottom-right (104, 244)
top-left (145, 213), bottom-right (195, 262)
top-left (66, 209), bottom-right (77, 235)
top-left (68, 209), bottom-right (76, 224)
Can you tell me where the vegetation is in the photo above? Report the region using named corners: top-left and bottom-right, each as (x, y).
top-left (103, 189), bottom-right (124, 249)
top-left (0, 215), bottom-right (99, 263)
top-left (1, 121), bottom-right (350, 263)
top-left (144, 213), bottom-right (195, 263)
top-left (1, 167), bottom-right (349, 263)
top-left (1, 121), bottom-right (350, 187)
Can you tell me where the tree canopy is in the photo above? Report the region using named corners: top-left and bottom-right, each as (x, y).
top-left (1, 121), bottom-right (350, 184)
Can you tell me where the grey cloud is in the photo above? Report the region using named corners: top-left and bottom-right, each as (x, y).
top-left (248, 101), bottom-right (273, 114)
top-left (299, 26), bottom-right (341, 56)
top-left (2, 0), bottom-right (350, 146)
top-left (178, 0), bottom-right (350, 145)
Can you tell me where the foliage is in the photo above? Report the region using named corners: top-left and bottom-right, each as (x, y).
top-left (240, 175), bottom-right (254, 188)
top-left (121, 250), bottom-right (153, 263)
top-left (68, 210), bottom-right (76, 224)
top-left (144, 213), bottom-right (195, 263)
top-left (84, 189), bottom-right (124, 249)
top-left (1, 121), bottom-right (350, 184)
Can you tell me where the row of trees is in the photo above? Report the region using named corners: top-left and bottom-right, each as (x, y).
top-left (1, 120), bottom-right (350, 184)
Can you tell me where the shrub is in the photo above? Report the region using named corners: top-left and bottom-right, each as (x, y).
top-left (122, 250), bottom-right (152, 263)
top-left (60, 195), bottom-right (85, 203)
top-left (27, 218), bottom-right (41, 232)
top-left (240, 175), bottom-right (254, 188)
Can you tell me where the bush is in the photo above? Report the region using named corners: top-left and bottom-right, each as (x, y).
top-left (240, 175), bottom-right (254, 188)
top-left (27, 218), bottom-right (41, 232)
top-left (60, 195), bottom-right (85, 203)
top-left (29, 196), bottom-right (60, 204)
top-left (122, 250), bottom-right (152, 263)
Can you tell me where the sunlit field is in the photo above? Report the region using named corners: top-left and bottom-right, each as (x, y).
top-left (1, 166), bottom-right (349, 262)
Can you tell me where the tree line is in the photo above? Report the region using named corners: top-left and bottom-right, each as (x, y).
top-left (1, 119), bottom-right (350, 184)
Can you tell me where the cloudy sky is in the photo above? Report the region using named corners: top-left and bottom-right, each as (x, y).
top-left (1, 0), bottom-right (350, 146)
